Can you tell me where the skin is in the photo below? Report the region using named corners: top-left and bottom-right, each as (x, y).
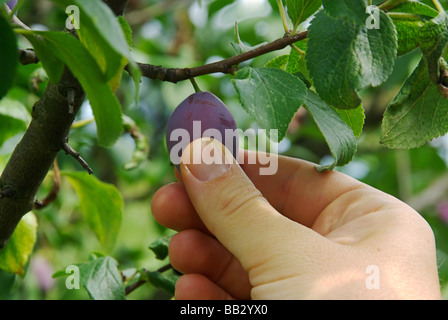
top-left (151, 138), bottom-right (442, 300)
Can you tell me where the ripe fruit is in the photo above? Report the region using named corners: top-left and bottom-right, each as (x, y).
top-left (166, 91), bottom-right (238, 166)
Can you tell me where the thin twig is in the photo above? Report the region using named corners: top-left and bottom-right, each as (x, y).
top-left (62, 142), bottom-right (94, 175)
top-left (132, 31), bottom-right (308, 83)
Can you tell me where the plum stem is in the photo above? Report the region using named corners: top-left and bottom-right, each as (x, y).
top-left (190, 77), bottom-right (202, 93)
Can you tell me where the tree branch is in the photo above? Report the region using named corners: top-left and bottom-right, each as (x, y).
top-left (33, 160), bottom-right (61, 210)
top-left (135, 31), bottom-right (308, 83)
top-left (103, 0), bottom-right (128, 15)
top-left (19, 48), bottom-right (39, 65)
top-left (0, 68), bottom-right (85, 249)
top-left (0, 0), bottom-right (129, 249)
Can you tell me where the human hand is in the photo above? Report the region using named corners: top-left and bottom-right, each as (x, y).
top-left (151, 138), bottom-right (441, 300)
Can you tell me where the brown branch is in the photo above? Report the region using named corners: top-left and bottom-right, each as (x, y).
top-left (33, 160), bottom-right (61, 210)
top-left (0, 67), bottom-right (85, 249)
top-left (135, 31), bottom-right (308, 83)
top-left (19, 48), bottom-right (39, 65)
top-left (62, 142), bottom-right (94, 175)
top-left (0, 0), bottom-right (128, 249)
top-left (103, 0), bottom-right (128, 15)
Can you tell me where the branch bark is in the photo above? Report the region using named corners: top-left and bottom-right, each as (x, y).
top-left (135, 31), bottom-right (308, 83)
top-left (0, 68), bottom-right (85, 248)
top-left (0, 0), bottom-right (129, 249)
top-left (19, 48), bottom-right (39, 65)
top-left (103, 0), bottom-right (128, 15)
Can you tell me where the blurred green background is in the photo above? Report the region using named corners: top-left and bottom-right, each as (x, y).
top-left (1, 0), bottom-right (448, 299)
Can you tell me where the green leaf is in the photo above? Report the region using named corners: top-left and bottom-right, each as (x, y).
top-left (76, 18), bottom-right (125, 84)
top-left (287, 47), bottom-right (312, 86)
top-left (286, 0), bottom-right (321, 28)
top-left (303, 90), bottom-right (357, 170)
top-left (63, 171), bottom-right (123, 252)
top-left (265, 54), bottom-right (289, 70)
top-left (148, 237), bottom-right (170, 260)
top-left (0, 97), bottom-right (31, 148)
top-left (286, 47), bottom-right (305, 74)
top-left (20, 33), bottom-right (64, 83)
top-left (0, 14), bottom-right (18, 100)
top-left (381, 58), bottom-right (448, 149)
top-left (118, 15), bottom-right (133, 47)
top-left (232, 67), bottom-right (307, 141)
top-left (306, 10), bottom-right (397, 109)
top-left (336, 105), bottom-right (365, 138)
top-left (231, 21), bottom-right (267, 55)
top-left (0, 212), bottom-right (38, 276)
top-left (18, 30), bottom-right (124, 147)
top-left (53, 0), bottom-right (141, 103)
top-left (322, 0), bottom-right (368, 25)
top-left (393, 20), bottom-right (426, 56)
top-left (391, 1), bottom-right (439, 17)
top-left (77, 256), bottom-right (125, 300)
top-left (419, 12), bottom-right (448, 84)
top-left (53, 0), bottom-right (128, 59)
top-left (143, 269), bottom-right (176, 295)
top-left (389, 2), bottom-right (437, 56)
top-left (266, 48), bottom-right (312, 86)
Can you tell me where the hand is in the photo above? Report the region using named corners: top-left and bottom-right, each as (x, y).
top-left (151, 138), bottom-right (441, 300)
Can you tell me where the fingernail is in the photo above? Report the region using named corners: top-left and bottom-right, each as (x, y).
top-left (182, 138), bottom-right (232, 182)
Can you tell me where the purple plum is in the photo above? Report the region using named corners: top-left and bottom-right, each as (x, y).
top-left (166, 91), bottom-right (238, 166)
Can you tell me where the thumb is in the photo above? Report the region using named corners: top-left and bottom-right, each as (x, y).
top-left (179, 138), bottom-right (324, 274)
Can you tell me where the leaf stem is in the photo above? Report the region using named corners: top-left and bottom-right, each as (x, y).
top-left (291, 43), bottom-right (305, 57)
top-left (189, 77), bottom-right (202, 93)
top-left (387, 12), bottom-right (423, 21)
top-left (432, 0), bottom-right (445, 13)
top-left (276, 0), bottom-right (290, 33)
top-left (378, 0), bottom-right (407, 11)
top-left (71, 118), bottom-right (95, 129)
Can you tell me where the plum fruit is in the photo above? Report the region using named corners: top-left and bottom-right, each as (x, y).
top-left (166, 91), bottom-right (238, 166)
top-left (7, 0), bottom-right (17, 9)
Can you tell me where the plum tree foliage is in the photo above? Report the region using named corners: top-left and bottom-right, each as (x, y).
top-left (1, 0), bottom-right (448, 299)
